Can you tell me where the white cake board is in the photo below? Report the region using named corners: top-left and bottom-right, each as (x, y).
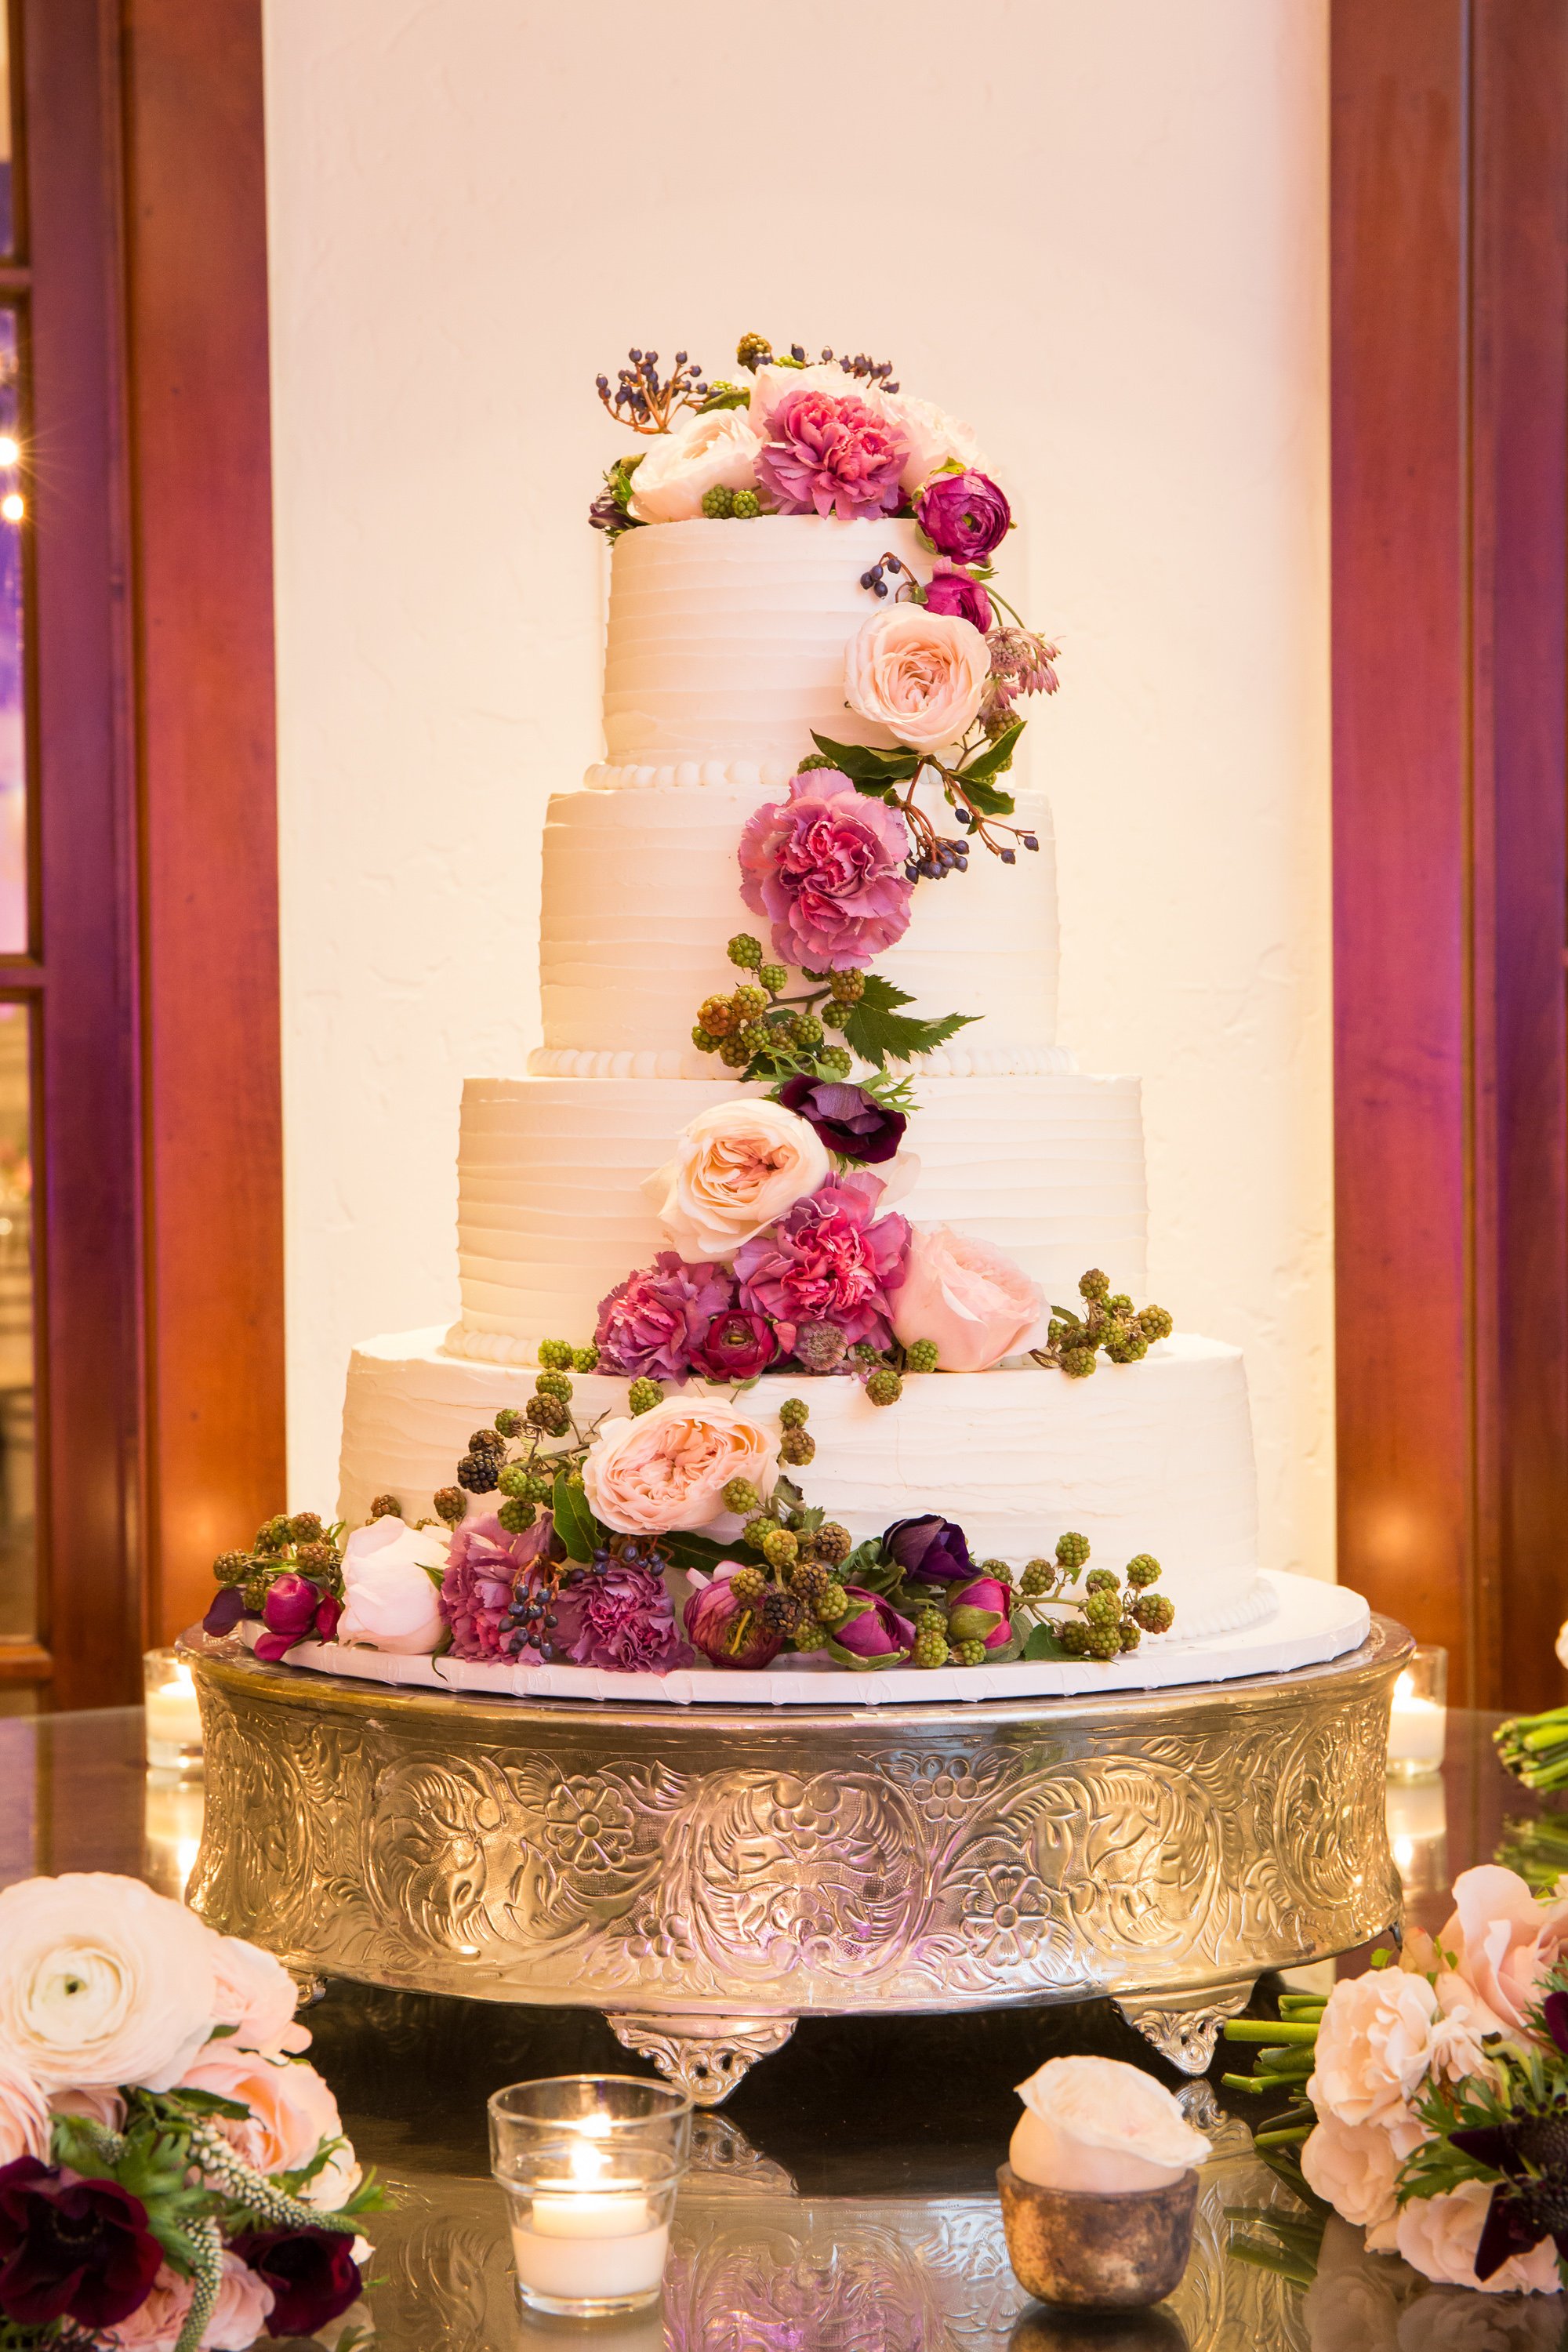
top-left (276, 1569), bottom-right (1366, 1708)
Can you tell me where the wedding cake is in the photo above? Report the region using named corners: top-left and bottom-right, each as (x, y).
top-left (317, 339), bottom-right (1271, 1665)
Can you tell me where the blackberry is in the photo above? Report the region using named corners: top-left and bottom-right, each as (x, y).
top-left (1116, 1621), bottom-right (1142, 1653)
top-left (497, 1497), bottom-right (536, 1535)
top-left (434, 1486), bottom-right (467, 1526)
top-left (952, 1639), bottom-right (986, 1668)
top-left (729, 1566), bottom-right (766, 1606)
top-left (757, 964), bottom-right (788, 995)
top-left (526, 1394), bottom-right (571, 1438)
top-left (866, 1368), bottom-right (903, 1407)
top-left (760, 1526), bottom-right (799, 1568)
top-left (469, 1427), bottom-right (507, 1456)
top-left (1086, 1624), bottom-right (1122, 1661)
top-left (1125, 1554), bottom-right (1161, 1590)
top-left (829, 970), bottom-right (866, 1004)
top-left (693, 1025), bottom-right (721, 1054)
top-left (793, 1617), bottom-right (828, 1650)
top-left (1057, 1620), bottom-right (1092, 1657)
top-left (913, 1623), bottom-right (949, 1670)
top-left (818, 1581), bottom-right (850, 1625)
top-left (701, 484), bottom-right (735, 518)
top-left (780, 1429), bottom-right (815, 1467)
top-left (1019, 1560), bottom-right (1054, 1599)
top-left (779, 1396), bottom-right (810, 1430)
top-left (977, 1559), bottom-right (1014, 1585)
top-left (1083, 1591), bottom-right (1120, 1629)
top-left (499, 1463), bottom-right (532, 1498)
top-left (723, 1478), bottom-right (761, 1515)
top-left (212, 1549), bottom-right (249, 1584)
top-left (537, 1339), bottom-right (574, 1370)
top-left (732, 489), bottom-right (761, 518)
top-left (254, 1515), bottom-right (292, 1555)
top-left (728, 934), bottom-right (764, 971)
top-left (1139, 1306), bottom-right (1174, 1343)
top-left (457, 1450), bottom-right (499, 1494)
top-left (763, 1587), bottom-right (800, 1636)
top-left (627, 1377), bottom-right (662, 1417)
top-left (1083, 1567), bottom-right (1119, 1595)
top-left (905, 1339), bottom-right (939, 1374)
top-left (532, 1372), bottom-right (572, 1403)
top-left (735, 333), bottom-right (773, 370)
top-left (494, 1408), bottom-right (522, 1439)
top-left (296, 1541), bottom-right (337, 1577)
top-left (1133, 1594), bottom-right (1175, 1635)
top-left (697, 994), bottom-right (736, 1037)
top-left (1060, 1348), bottom-right (1098, 1378)
top-left (742, 1513), bottom-right (776, 1550)
top-left (572, 1346), bottom-right (601, 1374)
top-left (1079, 1269), bottom-right (1110, 1302)
top-left (719, 1036), bottom-right (751, 1069)
top-left (288, 1511), bottom-right (324, 1544)
top-left (1105, 1330), bottom-right (1149, 1365)
top-left (731, 985), bottom-right (769, 1022)
top-left (1055, 1531), bottom-right (1091, 1573)
top-left (790, 1560), bottom-right (828, 1610)
top-left (806, 1521), bottom-right (852, 1566)
top-left (821, 1047), bottom-right (853, 1077)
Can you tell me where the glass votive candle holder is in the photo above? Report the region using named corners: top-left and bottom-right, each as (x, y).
top-left (488, 2074), bottom-right (691, 2320)
top-left (1387, 1644), bottom-right (1447, 1782)
top-left (143, 1647), bottom-right (204, 1777)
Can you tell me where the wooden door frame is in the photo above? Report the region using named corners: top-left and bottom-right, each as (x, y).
top-left (1332, 0), bottom-right (1568, 1708)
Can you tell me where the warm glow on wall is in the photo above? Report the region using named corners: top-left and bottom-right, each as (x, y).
top-left (2, 494), bottom-right (23, 523)
top-left (0, 437), bottom-right (20, 466)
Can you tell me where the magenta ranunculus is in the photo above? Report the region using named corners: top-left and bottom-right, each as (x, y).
top-left (683, 1570), bottom-right (784, 1670)
top-left (754, 386), bottom-right (908, 521)
top-left (441, 1512), bottom-right (556, 1662)
top-left (552, 1555), bottom-right (693, 1675)
top-left (738, 769), bottom-right (913, 972)
top-left (733, 1172), bottom-right (910, 1353)
top-left (775, 1076), bottom-right (907, 1167)
top-left (253, 1574), bottom-right (340, 1662)
top-left (829, 1588), bottom-right (916, 1670)
top-left (313, 1591), bottom-right (343, 1642)
top-left (916, 470), bottom-right (1011, 563)
top-left (230, 2229), bottom-right (363, 2338)
top-left (691, 1308), bottom-right (779, 1382)
top-left (922, 560), bottom-right (993, 634)
top-left (594, 1252), bottom-right (735, 1383)
top-left (0, 2158), bottom-right (162, 2329)
top-left (947, 1574), bottom-right (1013, 1653)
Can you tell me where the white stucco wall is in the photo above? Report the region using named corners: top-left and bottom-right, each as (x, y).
top-left (263, 0), bottom-right (1333, 1577)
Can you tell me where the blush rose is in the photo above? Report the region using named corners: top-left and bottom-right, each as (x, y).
top-left (1010, 2056), bottom-right (1210, 2194)
top-left (583, 1396), bottom-right (776, 1537)
top-left (645, 1099), bottom-right (829, 1261)
top-left (0, 1875), bottom-right (218, 2093)
top-left (336, 1516), bottom-right (448, 1655)
top-left (889, 1227), bottom-right (1041, 1370)
top-left (844, 604), bottom-right (991, 755)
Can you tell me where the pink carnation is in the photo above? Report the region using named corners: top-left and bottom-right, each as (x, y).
top-left (738, 769), bottom-right (913, 971)
top-left (594, 1252), bottom-right (734, 1382)
top-left (440, 1512), bottom-right (555, 1662)
top-left (754, 386), bottom-right (908, 521)
top-left (734, 1172), bottom-right (910, 1351)
top-left (552, 1555), bottom-right (694, 1675)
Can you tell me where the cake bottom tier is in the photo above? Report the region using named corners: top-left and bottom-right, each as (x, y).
top-left (449, 1068), bottom-right (1148, 1364)
top-left (339, 1330), bottom-right (1266, 1642)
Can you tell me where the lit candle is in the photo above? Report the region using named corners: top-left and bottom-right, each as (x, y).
top-left (508, 2125), bottom-right (668, 2306)
top-left (1388, 1667), bottom-right (1446, 1775)
top-left (144, 1654), bottom-right (204, 1773)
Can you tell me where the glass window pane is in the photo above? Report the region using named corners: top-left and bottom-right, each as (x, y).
top-left (0, 999), bottom-right (33, 1643)
top-left (0, 307), bottom-right (23, 954)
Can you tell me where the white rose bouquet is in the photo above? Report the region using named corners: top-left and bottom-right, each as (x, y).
top-left (0, 1872), bottom-right (379, 2350)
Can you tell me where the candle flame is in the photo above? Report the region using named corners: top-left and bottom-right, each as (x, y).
top-left (1394, 1670), bottom-right (1414, 1703)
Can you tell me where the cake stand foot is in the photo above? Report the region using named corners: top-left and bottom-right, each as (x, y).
top-left (607, 2012), bottom-right (797, 2107)
top-left (1115, 1979), bottom-right (1258, 2074)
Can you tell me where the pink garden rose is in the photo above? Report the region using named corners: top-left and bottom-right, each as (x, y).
top-left (734, 1173), bottom-right (910, 1352)
top-left (1010, 2056), bottom-right (1210, 2194)
top-left (844, 604), bottom-right (992, 755)
top-left (583, 1396), bottom-right (776, 1537)
top-left (738, 769), bottom-right (912, 971)
top-left (1307, 1967), bottom-right (1445, 2129)
top-left (0, 2060), bottom-right (50, 2167)
top-left (1436, 1864), bottom-right (1568, 2038)
top-left (208, 1935), bottom-right (307, 2057)
top-left (890, 1227), bottom-right (1041, 1370)
top-left (1396, 2179), bottom-right (1561, 2296)
top-left (180, 2045), bottom-right (359, 2209)
top-left (1299, 2111), bottom-right (1424, 2248)
top-left (753, 385), bottom-right (907, 521)
top-left (102, 2252), bottom-right (277, 2352)
top-left (645, 1101), bottom-right (830, 1262)
top-left (594, 1252), bottom-right (735, 1381)
top-left (441, 1512), bottom-right (557, 1662)
top-left (626, 406), bottom-right (764, 522)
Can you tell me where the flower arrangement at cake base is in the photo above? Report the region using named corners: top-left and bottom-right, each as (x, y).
top-left (1225, 1864), bottom-right (1568, 2297)
top-left (0, 1872), bottom-right (381, 2350)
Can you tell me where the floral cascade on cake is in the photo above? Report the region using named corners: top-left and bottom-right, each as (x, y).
top-left (0, 1872), bottom-right (381, 2351)
top-left (1225, 1865), bottom-right (1568, 2298)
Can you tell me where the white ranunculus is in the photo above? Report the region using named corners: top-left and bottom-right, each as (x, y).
top-left (0, 2055), bottom-right (51, 2165)
top-left (0, 1873), bottom-right (218, 2091)
top-left (338, 1515), bottom-right (448, 1654)
top-left (1396, 2178), bottom-right (1562, 2295)
top-left (209, 1933), bottom-right (307, 2056)
top-left (844, 603), bottom-right (991, 756)
top-left (1010, 2056), bottom-right (1210, 2194)
top-left (626, 408), bottom-right (764, 524)
top-left (877, 390), bottom-right (986, 494)
top-left (645, 1098), bottom-right (830, 1261)
top-left (1308, 1968), bottom-right (1443, 2130)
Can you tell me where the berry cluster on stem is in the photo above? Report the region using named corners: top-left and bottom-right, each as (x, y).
top-left (209, 1511), bottom-right (346, 1613)
top-left (1030, 1268), bottom-right (1174, 1378)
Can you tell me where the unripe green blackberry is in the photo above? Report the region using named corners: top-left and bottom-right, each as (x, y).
top-left (742, 1513), bottom-right (776, 1550)
top-left (537, 1339), bottom-right (575, 1370)
top-left (534, 1370), bottom-right (572, 1403)
top-left (255, 1514), bottom-right (292, 1555)
top-left (1019, 1560), bottom-right (1054, 1599)
top-left (905, 1339), bottom-right (939, 1374)
top-left (572, 1346), bottom-right (601, 1374)
top-left (779, 1396), bottom-right (810, 1430)
top-left (821, 1047), bottom-right (854, 1077)
top-left (1086, 1623), bottom-right (1122, 1661)
top-left (1057, 1619), bottom-right (1092, 1657)
top-left (1055, 1531), bottom-right (1091, 1572)
top-left (1060, 1348), bottom-right (1098, 1379)
top-left (296, 1541), bottom-right (338, 1577)
top-left (913, 1604), bottom-right (946, 1633)
top-left (913, 1623), bottom-right (949, 1669)
top-left (1134, 1592), bottom-right (1176, 1635)
top-left (525, 1394), bottom-right (571, 1438)
top-left (1105, 1330), bottom-right (1149, 1365)
top-left (730, 1566), bottom-right (766, 1605)
top-left (795, 753), bottom-right (837, 771)
top-left (807, 1521), bottom-right (852, 1566)
top-left (1047, 1319), bottom-right (1070, 1347)
top-left (499, 1463), bottom-right (532, 1498)
top-left (693, 1024), bottom-right (721, 1054)
top-left (627, 1377), bottom-right (662, 1417)
top-left (434, 1486), bottom-right (467, 1526)
top-left (1079, 1269), bottom-right (1110, 1302)
top-left (1125, 1554), bottom-right (1161, 1589)
top-left (866, 1368), bottom-right (903, 1407)
top-left (288, 1510), bottom-right (324, 1544)
top-left (1083, 1590), bottom-right (1120, 1629)
top-left (1108, 1293), bottom-right (1133, 1315)
top-left (760, 1525), bottom-right (798, 1568)
top-left (1139, 1305), bottom-right (1174, 1343)
top-left (732, 984), bottom-right (768, 1021)
top-left (793, 1617), bottom-right (828, 1650)
top-left (719, 1036), bottom-right (752, 1069)
top-left (701, 483), bottom-right (735, 518)
top-left (497, 1497), bottom-right (536, 1535)
top-left (457, 1450), bottom-right (499, 1493)
top-left (829, 969), bottom-right (866, 1004)
top-left (780, 1429), bottom-right (815, 1466)
top-left (737, 1023), bottom-right (771, 1057)
top-left (242, 1577), bottom-right (270, 1613)
top-left (952, 1639), bottom-right (986, 1668)
top-left (723, 1477), bottom-right (760, 1515)
top-left (732, 488), bottom-right (761, 518)
top-left (1083, 1567), bottom-right (1119, 1595)
top-left (212, 1548), bottom-right (250, 1584)
top-left (757, 964), bottom-right (788, 995)
top-left (978, 1559), bottom-right (1014, 1585)
top-left (818, 1581), bottom-right (850, 1625)
top-left (822, 1000), bottom-right (851, 1030)
top-left (524, 1472), bottom-right (557, 1504)
top-left (728, 933), bottom-right (764, 970)
top-left (494, 1406), bottom-right (522, 1439)
top-left (793, 1015), bottom-right (824, 1051)
top-left (1117, 1620), bottom-right (1142, 1652)
top-left (698, 993), bottom-right (736, 1037)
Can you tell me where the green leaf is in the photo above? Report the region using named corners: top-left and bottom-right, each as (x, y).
top-left (827, 1635), bottom-right (914, 1672)
top-left (170, 2086), bottom-right (252, 2122)
top-left (657, 1528), bottom-right (762, 1577)
top-left (1022, 1621), bottom-right (1072, 1661)
top-left (809, 731), bottom-right (920, 786)
top-left (696, 386), bottom-right (750, 412)
top-left (949, 1605), bottom-right (1003, 1644)
top-left (844, 995), bottom-right (979, 1070)
top-left (960, 778), bottom-right (1016, 818)
top-left (771, 1473), bottom-right (805, 1515)
top-left (550, 1472), bottom-right (598, 1563)
top-left (840, 1537), bottom-right (896, 1592)
top-left (956, 719), bottom-right (1024, 786)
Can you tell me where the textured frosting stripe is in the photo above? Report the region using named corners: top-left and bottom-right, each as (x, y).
top-left (604, 516), bottom-right (928, 764)
top-left (451, 1071), bottom-right (1146, 1350)
top-left (339, 1330), bottom-right (1261, 1643)
top-left (539, 783), bottom-right (1058, 1062)
top-left (526, 1044), bottom-right (1079, 1081)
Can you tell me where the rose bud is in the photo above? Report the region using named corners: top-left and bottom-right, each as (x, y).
top-left (915, 469), bottom-right (1011, 564)
top-left (947, 1575), bottom-right (1013, 1652)
top-left (775, 1076), bottom-right (908, 1167)
top-left (255, 1573), bottom-right (326, 1663)
top-left (828, 1586), bottom-right (915, 1670)
top-left (683, 1568), bottom-right (783, 1670)
top-left (883, 1514), bottom-right (972, 1586)
top-left (313, 1591), bottom-right (343, 1642)
top-left (921, 561), bottom-right (993, 634)
top-left (691, 1308), bottom-right (779, 1382)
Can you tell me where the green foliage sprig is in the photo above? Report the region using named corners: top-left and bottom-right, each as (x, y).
top-left (808, 726), bottom-right (1033, 873)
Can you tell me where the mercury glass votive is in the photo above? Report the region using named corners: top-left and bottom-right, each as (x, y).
top-left (488, 2074), bottom-right (691, 2320)
top-left (143, 1647), bottom-right (204, 1777)
top-left (1386, 1644), bottom-right (1447, 1782)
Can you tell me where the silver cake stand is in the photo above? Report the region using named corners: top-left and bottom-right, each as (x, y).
top-left (180, 1617), bottom-right (1408, 2106)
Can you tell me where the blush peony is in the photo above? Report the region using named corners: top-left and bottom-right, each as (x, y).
top-left (583, 1396), bottom-right (775, 1537)
top-left (1307, 1967), bottom-right (1443, 2130)
top-left (0, 2061), bottom-right (50, 2168)
top-left (753, 385), bottom-right (906, 521)
top-left (626, 407), bottom-right (764, 523)
top-left (1010, 2056), bottom-right (1210, 2194)
top-left (733, 1172), bottom-right (910, 1352)
top-left (1300, 2111), bottom-right (1423, 2245)
top-left (878, 390), bottom-right (986, 495)
top-left (645, 1099), bottom-right (830, 1261)
top-left (1437, 1864), bottom-right (1568, 2038)
top-left (180, 2045), bottom-right (359, 2209)
top-left (738, 768), bottom-right (912, 971)
top-left (0, 1875), bottom-right (218, 2093)
top-left (844, 604), bottom-right (991, 755)
top-left (889, 1226), bottom-right (1041, 1370)
top-left (337, 1515), bottom-right (448, 1655)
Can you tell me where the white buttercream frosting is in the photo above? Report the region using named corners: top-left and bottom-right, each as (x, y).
top-left (338, 1330), bottom-right (1265, 1643)
top-left (450, 1071), bottom-right (1148, 1355)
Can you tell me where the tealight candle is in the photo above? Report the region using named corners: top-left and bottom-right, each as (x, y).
top-left (143, 1649), bottom-right (204, 1777)
top-left (489, 2075), bottom-right (690, 2320)
top-left (1387, 1646), bottom-right (1447, 1783)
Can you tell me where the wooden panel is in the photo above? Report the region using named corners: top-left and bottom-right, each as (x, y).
top-left (120, 0), bottom-right (283, 1642)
